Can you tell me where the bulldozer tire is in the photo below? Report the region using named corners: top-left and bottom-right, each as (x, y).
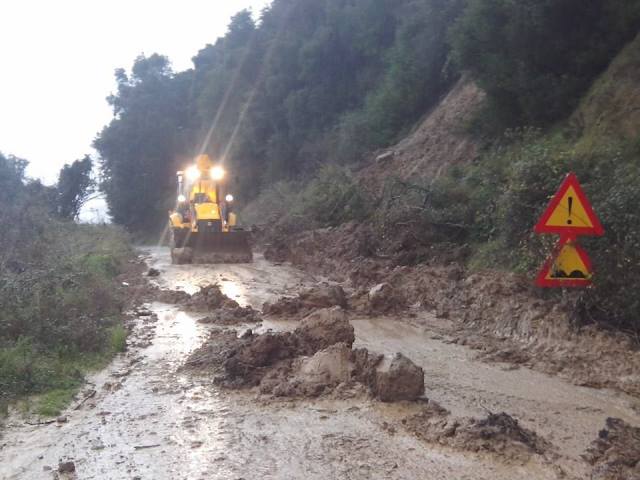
top-left (171, 247), bottom-right (193, 264)
top-left (170, 227), bottom-right (189, 249)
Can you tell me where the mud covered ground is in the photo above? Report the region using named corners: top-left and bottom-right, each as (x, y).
top-left (0, 247), bottom-right (639, 479)
top-left (262, 222), bottom-right (640, 397)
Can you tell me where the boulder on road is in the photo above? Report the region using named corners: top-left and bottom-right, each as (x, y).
top-left (374, 353), bottom-right (425, 402)
top-left (368, 282), bottom-right (405, 313)
top-left (294, 307), bottom-right (354, 354)
top-left (58, 461), bottom-right (76, 473)
top-left (297, 343), bottom-right (353, 385)
top-left (263, 284), bottom-right (347, 316)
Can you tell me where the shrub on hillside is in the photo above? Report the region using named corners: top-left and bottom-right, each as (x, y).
top-left (243, 165), bottom-right (371, 232)
top-left (299, 165), bottom-right (371, 227)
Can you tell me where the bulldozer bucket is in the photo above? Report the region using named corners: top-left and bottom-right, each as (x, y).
top-left (171, 230), bottom-right (252, 264)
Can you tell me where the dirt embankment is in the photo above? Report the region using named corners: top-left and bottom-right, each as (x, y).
top-left (358, 77), bottom-right (485, 188)
top-left (261, 221), bottom-right (640, 397)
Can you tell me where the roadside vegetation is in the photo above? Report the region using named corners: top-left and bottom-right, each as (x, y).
top-left (0, 153), bottom-right (132, 417)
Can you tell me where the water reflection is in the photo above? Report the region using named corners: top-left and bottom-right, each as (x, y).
top-left (219, 279), bottom-right (247, 307)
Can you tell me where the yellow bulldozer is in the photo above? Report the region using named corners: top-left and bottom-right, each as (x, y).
top-left (168, 154), bottom-right (252, 264)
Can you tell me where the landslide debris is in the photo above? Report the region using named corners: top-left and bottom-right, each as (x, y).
top-left (154, 283), bottom-right (262, 325)
top-left (583, 417), bottom-right (640, 480)
top-left (348, 282), bottom-right (408, 314)
top-left (186, 284), bottom-right (241, 310)
top-left (185, 307), bottom-right (425, 402)
top-left (404, 410), bottom-right (550, 463)
top-left (259, 221), bottom-right (640, 397)
top-left (262, 284), bottom-right (347, 317)
top-left (373, 353), bottom-right (425, 402)
top-left (155, 284), bottom-right (247, 311)
top-left (197, 305), bottom-right (261, 325)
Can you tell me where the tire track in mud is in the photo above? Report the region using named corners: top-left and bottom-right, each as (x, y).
top-left (0, 247), bottom-right (637, 479)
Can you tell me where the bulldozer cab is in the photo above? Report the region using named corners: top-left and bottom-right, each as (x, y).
top-left (169, 154), bottom-right (252, 264)
top-left (192, 192), bottom-right (212, 204)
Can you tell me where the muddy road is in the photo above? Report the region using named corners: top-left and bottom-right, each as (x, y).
top-left (1, 247), bottom-right (638, 479)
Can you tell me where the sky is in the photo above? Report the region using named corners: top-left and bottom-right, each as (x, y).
top-left (0, 0), bottom-right (271, 185)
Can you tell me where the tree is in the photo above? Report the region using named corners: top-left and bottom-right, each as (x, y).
top-left (450, 0), bottom-right (640, 126)
top-left (56, 155), bottom-right (94, 219)
top-left (95, 54), bottom-right (194, 232)
top-left (94, 0), bottom-right (467, 232)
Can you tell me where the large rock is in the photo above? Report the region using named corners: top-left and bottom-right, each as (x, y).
top-left (373, 353), bottom-right (425, 402)
top-left (261, 343), bottom-right (355, 397)
top-left (224, 332), bottom-right (298, 383)
top-left (368, 282), bottom-right (405, 313)
top-left (297, 343), bottom-right (353, 385)
top-left (294, 307), bottom-right (354, 354)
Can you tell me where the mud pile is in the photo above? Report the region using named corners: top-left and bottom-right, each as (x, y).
top-left (348, 282), bottom-right (408, 314)
top-left (583, 417), bottom-right (640, 480)
top-left (186, 284), bottom-right (240, 310)
top-left (154, 284), bottom-right (242, 311)
top-left (197, 305), bottom-right (261, 325)
top-left (154, 283), bottom-right (263, 325)
top-left (186, 307), bottom-right (425, 401)
top-left (404, 410), bottom-right (550, 463)
top-left (262, 284), bottom-right (347, 317)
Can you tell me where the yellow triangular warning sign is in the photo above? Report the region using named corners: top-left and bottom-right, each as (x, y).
top-left (544, 185), bottom-right (593, 229)
top-left (534, 173), bottom-right (604, 236)
top-left (536, 236), bottom-right (593, 287)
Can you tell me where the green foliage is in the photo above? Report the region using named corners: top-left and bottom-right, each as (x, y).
top-left (57, 155), bottom-right (94, 219)
top-left (450, 0), bottom-right (640, 127)
top-left (95, 54), bottom-right (195, 232)
top-left (298, 165), bottom-right (370, 227)
top-left (108, 325), bottom-right (128, 353)
top-left (34, 388), bottom-right (77, 417)
top-left (0, 153), bottom-right (132, 411)
top-left (336, 0), bottom-right (464, 159)
top-left (243, 165), bottom-right (370, 231)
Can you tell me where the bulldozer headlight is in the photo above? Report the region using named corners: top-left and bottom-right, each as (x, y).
top-left (225, 194), bottom-right (234, 202)
top-left (177, 194), bottom-right (186, 203)
top-left (186, 165), bottom-right (200, 181)
top-left (210, 166), bottom-right (225, 181)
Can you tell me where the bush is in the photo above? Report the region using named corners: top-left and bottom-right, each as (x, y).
top-left (108, 324), bottom-right (128, 353)
top-left (242, 165), bottom-right (371, 232)
top-left (298, 165), bottom-right (371, 227)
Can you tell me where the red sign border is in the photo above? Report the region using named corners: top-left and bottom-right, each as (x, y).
top-left (535, 235), bottom-right (593, 288)
top-left (534, 172), bottom-right (604, 236)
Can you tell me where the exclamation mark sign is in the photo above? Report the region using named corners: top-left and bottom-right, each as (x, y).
top-left (567, 196), bottom-right (573, 225)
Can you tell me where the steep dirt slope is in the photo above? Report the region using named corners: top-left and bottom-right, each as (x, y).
top-left (572, 32), bottom-right (640, 143)
top-left (358, 76), bottom-right (484, 190)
